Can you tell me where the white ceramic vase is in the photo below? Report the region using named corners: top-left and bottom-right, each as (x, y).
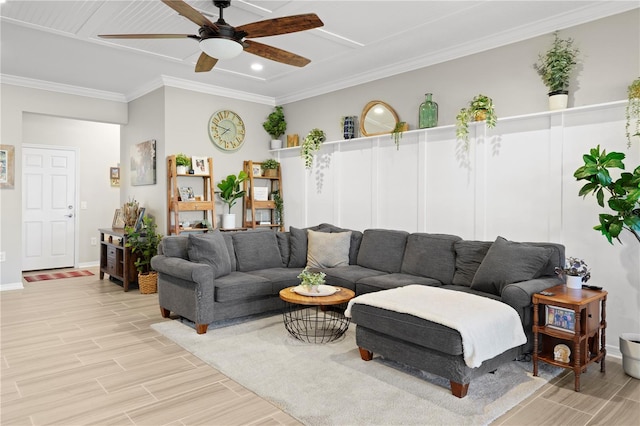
top-left (221, 213), bottom-right (235, 229)
top-left (270, 139), bottom-right (283, 150)
top-left (565, 275), bottom-right (583, 289)
top-left (176, 165), bottom-right (188, 175)
top-left (548, 91), bottom-right (569, 110)
top-left (620, 333), bottom-right (640, 379)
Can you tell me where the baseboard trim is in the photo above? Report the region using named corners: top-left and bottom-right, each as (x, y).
top-left (0, 282), bottom-right (24, 291)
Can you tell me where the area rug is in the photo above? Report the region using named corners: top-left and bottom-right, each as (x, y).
top-left (152, 314), bottom-right (561, 425)
top-left (23, 270), bottom-right (94, 282)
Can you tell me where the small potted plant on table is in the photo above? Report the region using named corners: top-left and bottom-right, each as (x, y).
top-left (297, 267), bottom-right (326, 293)
top-left (125, 216), bottom-right (163, 294)
top-left (554, 257), bottom-right (590, 289)
top-left (217, 171), bottom-right (248, 229)
top-left (263, 106), bottom-right (287, 150)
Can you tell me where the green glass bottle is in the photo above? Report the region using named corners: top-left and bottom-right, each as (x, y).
top-left (419, 93), bottom-right (438, 128)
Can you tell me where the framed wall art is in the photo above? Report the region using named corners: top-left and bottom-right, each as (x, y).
top-left (110, 167), bottom-right (120, 187)
top-left (130, 140), bottom-right (156, 186)
top-left (0, 144), bottom-right (15, 189)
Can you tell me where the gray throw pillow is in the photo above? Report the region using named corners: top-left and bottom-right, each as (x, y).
top-left (307, 229), bottom-right (351, 268)
top-left (471, 236), bottom-right (553, 296)
top-left (451, 240), bottom-right (493, 286)
top-left (232, 231), bottom-right (283, 272)
top-left (288, 225), bottom-right (325, 267)
top-left (161, 236), bottom-right (189, 259)
top-left (400, 233), bottom-right (461, 284)
top-left (187, 231), bottom-right (232, 278)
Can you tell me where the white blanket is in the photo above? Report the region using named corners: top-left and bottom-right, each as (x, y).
top-left (345, 285), bottom-right (527, 368)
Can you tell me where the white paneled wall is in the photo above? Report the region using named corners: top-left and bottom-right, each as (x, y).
top-left (276, 101), bottom-right (639, 355)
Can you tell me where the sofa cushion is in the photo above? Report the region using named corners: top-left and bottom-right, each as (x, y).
top-left (288, 225), bottom-right (325, 267)
top-left (356, 273), bottom-right (441, 294)
top-left (319, 265), bottom-right (385, 291)
top-left (451, 241), bottom-right (493, 286)
top-left (471, 236), bottom-right (553, 296)
top-left (232, 231), bottom-right (283, 272)
top-left (221, 232), bottom-right (236, 271)
top-left (187, 231), bottom-right (232, 278)
top-left (400, 233), bottom-right (461, 284)
top-left (213, 271), bottom-right (272, 302)
top-left (246, 267), bottom-right (303, 294)
top-left (357, 229), bottom-right (408, 273)
top-left (161, 235), bottom-right (189, 259)
top-left (276, 232), bottom-right (290, 266)
top-left (307, 229), bottom-right (351, 268)
top-left (317, 224), bottom-right (363, 264)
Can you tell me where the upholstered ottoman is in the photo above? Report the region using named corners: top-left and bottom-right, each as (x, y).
top-left (345, 285), bottom-right (527, 398)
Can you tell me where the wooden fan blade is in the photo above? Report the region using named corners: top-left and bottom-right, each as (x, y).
top-left (237, 13), bottom-right (323, 38)
top-left (161, 0), bottom-right (218, 29)
top-left (195, 52), bottom-right (218, 72)
top-left (243, 40), bottom-right (311, 67)
top-left (99, 34), bottom-right (195, 39)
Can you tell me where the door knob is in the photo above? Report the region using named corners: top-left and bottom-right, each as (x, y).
top-left (66, 213), bottom-right (74, 218)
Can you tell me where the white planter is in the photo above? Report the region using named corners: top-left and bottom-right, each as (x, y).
top-left (620, 333), bottom-right (640, 379)
top-left (176, 165), bottom-right (188, 175)
top-left (548, 91), bottom-right (569, 110)
top-left (565, 275), bottom-right (583, 289)
top-left (270, 139), bottom-right (283, 150)
top-left (221, 213), bottom-right (236, 229)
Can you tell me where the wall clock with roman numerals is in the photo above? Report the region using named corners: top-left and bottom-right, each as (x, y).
top-left (208, 110), bottom-right (246, 152)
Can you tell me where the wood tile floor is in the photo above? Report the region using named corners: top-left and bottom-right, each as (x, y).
top-left (2, 267), bottom-right (638, 425)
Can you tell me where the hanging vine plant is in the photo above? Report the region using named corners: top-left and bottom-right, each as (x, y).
top-left (301, 128), bottom-right (326, 169)
top-left (626, 77), bottom-right (640, 148)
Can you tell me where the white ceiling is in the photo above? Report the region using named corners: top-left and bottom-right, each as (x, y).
top-left (1, 1), bottom-right (637, 104)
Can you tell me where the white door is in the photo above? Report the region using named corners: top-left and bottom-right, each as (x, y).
top-left (22, 147), bottom-right (76, 271)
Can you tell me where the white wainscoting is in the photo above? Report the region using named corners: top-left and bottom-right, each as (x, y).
top-left (275, 100), bottom-right (639, 355)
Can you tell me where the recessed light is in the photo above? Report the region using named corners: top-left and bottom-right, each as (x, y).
top-left (251, 63), bottom-right (263, 71)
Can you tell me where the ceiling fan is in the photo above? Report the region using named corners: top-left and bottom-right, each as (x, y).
top-left (99, 0), bottom-right (323, 72)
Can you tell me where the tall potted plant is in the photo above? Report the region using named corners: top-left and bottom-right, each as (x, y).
top-left (125, 216), bottom-right (163, 294)
top-left (534, 31), bottom-right (580, 110)
top-left (217, 171), bottom-right (248, 229)
top-left (263, 106), bottom-right (287, 150)
top-left (455, 94), bottom-right (497, 150)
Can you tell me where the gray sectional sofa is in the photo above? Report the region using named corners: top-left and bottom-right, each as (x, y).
top-left (150, 223), bottom-right (564, 357)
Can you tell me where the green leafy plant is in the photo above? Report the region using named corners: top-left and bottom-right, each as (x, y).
top-left (272, 189), bottom-right (284, 226)
top-left (217, 171), bottom-right (248, 213)
top-left (125, 216), bottom-right (163, 275)
top-left (260, 158), bottom-right (279, 170)
top-left (574, 145), bottom-right (640, 244)
top-left (625, 77), bottom-right (640, 148)
top-left (455, 94), bottom-right (497, 149)
top-left (554, 257), bottom-right (591, 282)
top-left (262, 106), bottom-right (287, 139)
top-left (534, 31), bottom-right (580, 94)
top-left (301, 128), bottom-right (326, 169)
top-left (175, 153), bottom-right (191, 167)
top-left (297, 267), bottom-right (326, 287)
top-left (390, 121), bottom-right (406, 150)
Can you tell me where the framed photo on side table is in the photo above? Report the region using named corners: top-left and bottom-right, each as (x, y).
top-left (191, 156), bottom-right (209, 175)
top-left (134, 208), bottom-right (146, 231)
top-left (112, 209), bottom-right (125, 229)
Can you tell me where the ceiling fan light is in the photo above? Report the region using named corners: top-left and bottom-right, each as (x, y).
top-left (200, 38), bottom-right (243, 59)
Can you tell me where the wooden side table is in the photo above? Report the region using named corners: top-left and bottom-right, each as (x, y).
top-left (532, 284), bottom-right (607, 391)
top-left (99, 228), bottom-right (138, 292)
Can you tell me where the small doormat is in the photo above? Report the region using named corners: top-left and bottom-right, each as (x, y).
top-left (24, 270), bottom-right (94, 282)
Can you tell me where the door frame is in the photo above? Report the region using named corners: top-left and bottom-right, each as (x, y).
top-left (22, 144), bottom-right (80, 270)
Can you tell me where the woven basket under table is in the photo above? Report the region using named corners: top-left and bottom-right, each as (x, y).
top-left (138, 272), bottom-right (158, 294)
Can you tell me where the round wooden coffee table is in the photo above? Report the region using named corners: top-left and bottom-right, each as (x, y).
top-left (279, 286), bottom-right (355, 343)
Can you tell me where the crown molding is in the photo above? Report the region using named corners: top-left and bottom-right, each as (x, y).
top-left (0, 74), bottom-right (127, 102)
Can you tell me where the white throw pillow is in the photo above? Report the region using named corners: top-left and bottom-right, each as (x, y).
top-left (306, 229), bottom-right (351, 268)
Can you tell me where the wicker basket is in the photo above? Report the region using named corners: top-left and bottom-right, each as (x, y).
top-left (138, 271), bottom-right (158, 294)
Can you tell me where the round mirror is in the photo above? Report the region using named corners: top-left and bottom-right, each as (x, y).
top-left (360, 100), bottom-right (400, 137)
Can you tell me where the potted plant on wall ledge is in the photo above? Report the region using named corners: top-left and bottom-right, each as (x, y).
top-left (455, 94), bottom-right (497, 150)
top-left (217, 171), bottom-right (247, 229)
top-left (261, 158), bottom-right (279, 177)
top-left (626, 77), bottom-right (640, 148)
top-left (534, 31), bottom-right (580, 111)
top-left (391, 121), bottom-right (407, 150)
top-left (301, 128), bottom-right (326, 169)
top-left (125, 216), bottom-right (163, 294)
top-left (263, 106), bottom-right (287, 150)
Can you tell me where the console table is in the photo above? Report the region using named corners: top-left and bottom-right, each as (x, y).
top-left (99, 228), bottom-right (137, 291)
top-left (532, 284), bottom-right (607, 391)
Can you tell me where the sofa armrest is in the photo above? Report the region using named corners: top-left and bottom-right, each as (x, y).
top-left (501, 276), bottom-right (563, 311)
top-left (151, 255), bottom-right (213, 284)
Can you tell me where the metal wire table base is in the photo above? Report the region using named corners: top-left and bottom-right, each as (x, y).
top-left (281, 304), bottom-right (350, 343)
